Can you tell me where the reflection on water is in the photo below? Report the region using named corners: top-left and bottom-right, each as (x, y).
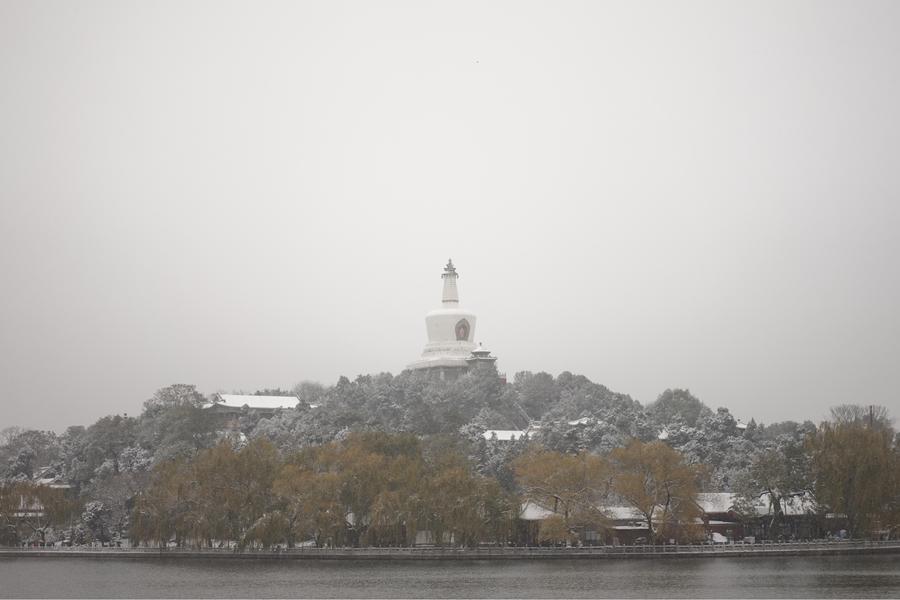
top-left (1, 555), bottom-right (899, 598)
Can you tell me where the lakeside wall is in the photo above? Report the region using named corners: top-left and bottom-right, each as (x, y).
top-left (2, 540), bottom-right (900, 560)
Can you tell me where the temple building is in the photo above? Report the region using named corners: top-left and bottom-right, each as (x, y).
top-left (407, 259), bottom-right (497, 378)
top-left (206, 394), bottom-right (300, 418)
top-left (466, 342), bottom-right (498, 371)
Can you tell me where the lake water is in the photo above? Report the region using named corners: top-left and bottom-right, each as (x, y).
top-left (1, 555), bottom-right (899, 598)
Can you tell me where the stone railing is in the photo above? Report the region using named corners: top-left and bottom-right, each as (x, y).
top-left (2, 540), bottom-right (900, 559)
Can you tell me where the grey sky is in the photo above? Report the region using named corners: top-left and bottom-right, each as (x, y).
top-left (1, 1), bottom-right (898, 431)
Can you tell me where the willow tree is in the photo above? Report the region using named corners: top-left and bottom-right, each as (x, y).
top-left (0, 482), bottom-right (79, 546)
top-left (418, 464), bottom-right (513, 547)
top-left (130, 459), bottom-right (194, 547)
top-left (367, 454), bottom-right (423, 547)
top-left (609, 440), bottom-right (702, 544)
top-left (272, 463), bottom-right (343, 547)
top-left (513, 448), bottom-right (611, 543)
top-left (475, 476), bottom-right (518, 546)
top-left (276, 432), bottom-right (427, 547)
top-left (808, 406), bottom-right (897, 538)
top-left (735, 437), bottom-right (812, 535)
top-left (131, 439), bottom-right (281, 548)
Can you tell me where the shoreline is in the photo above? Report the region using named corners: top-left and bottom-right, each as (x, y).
top-left (3, 541), bottom-right (899, 561)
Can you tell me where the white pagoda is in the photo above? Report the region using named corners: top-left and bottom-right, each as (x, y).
top-left (407, 259), bottom-right (484, 378)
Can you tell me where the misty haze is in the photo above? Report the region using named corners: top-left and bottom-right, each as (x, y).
top-left (2, 2), bottom-right (898, 432)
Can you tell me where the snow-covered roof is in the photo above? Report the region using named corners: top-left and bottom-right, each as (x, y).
top-left (694, 491), bottom-right (816, 517)
top-left (483, 429), bottom-right (526, 441)
top-left (214, 394), bottom-right (299, 410)
top-left (755, 492), bottom-right (818, 517)
top-left (604, 505), bottom-right (645, 521)
top-left (736, 420), bottom-right (748, 430)
top-left (519, 501), bottom-right (556, 521)
top-left (567, 417), bottom-right (593, 426)
top-left (657, 428), bottom-right (670, 440)
top-left (32, 466), bottom-right (70, 488)
top-left (33, 479), bottom-right (71, 489)
top-left (696, 492), bottom-right (738, 514)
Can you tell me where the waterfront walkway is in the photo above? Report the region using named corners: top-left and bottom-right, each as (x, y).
top-left (2, 540), bottom-right (900, 560)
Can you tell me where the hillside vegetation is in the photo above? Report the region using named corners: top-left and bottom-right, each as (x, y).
top-left (1, 367), bottom-right (897, 546)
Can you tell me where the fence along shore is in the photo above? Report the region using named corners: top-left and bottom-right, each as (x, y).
top-left (3, 540), bottom-right (900, 560)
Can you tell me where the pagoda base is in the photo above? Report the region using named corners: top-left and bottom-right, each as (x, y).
top-left (405, 358), bottom-right (470, 380)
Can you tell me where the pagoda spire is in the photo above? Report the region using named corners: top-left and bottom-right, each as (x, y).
top-left (441, 258), bottom-right (459, 305)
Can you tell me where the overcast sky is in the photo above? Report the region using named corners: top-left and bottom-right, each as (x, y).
top-left (1, 1), bottom-right (898, 431)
